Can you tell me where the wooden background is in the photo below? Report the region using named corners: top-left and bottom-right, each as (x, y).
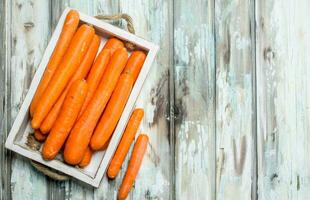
top-left (0, 0), bottom-right (309, 199)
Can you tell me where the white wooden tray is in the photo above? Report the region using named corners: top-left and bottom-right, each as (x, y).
top-left (5, 7), bottom-right (159, 187)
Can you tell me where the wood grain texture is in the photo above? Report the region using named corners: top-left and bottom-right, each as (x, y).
top-left (3, 0), bottom-right (310, 199)
top-left (173, 0), bottom-right (216, 199)
top-left (215, 0), bottom-right (255, 199)
top-left (0, 0), bottom-right (12, 199)
top-left (117, 0), bottom-right (173, 199)
top-left (9, 0), bottom-right (50, 199)
top-left (256, 0), bottom-right (310, 199)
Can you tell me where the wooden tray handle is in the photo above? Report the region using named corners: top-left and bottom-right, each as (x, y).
top-left (26, 134), bottom-right (69, 181)
top-left (95, 13), bottom-right (136, 50)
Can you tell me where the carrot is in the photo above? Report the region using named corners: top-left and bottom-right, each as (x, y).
top-left (90, 51), bottom-right (145, 150)
top-left (78, 138), bottom-right (109, 168)
top-left (104, 38), bottom-right (124, 54)
top-left (78, 147), bottom-right (92, 168)
top-left (102, 138), bottom-right (111, 150)
top-left (31, 24), bottom-right (95, 129)
top-left (90, 73), bottom-right (134, 150)
top-left (78, 39), bottom-right (124, 117)
top-left (75, 50), bottom-right (111, 169)
top-left (34, 130), bottom-right (47, 142)
top-left (30, 10), bottom-right (79, 116)
top-left (42, 80), bottom-right (88, 160)
top-left (78, 49), bottom-right (111, 118)
top-left (80, 137), bottom-right (110, 166)
top-left (118, 134), bottom-right (148, 200)
top-left (107, 109), bottom-right (144, 179)
top-left (123, 51), bottom-right (146, 82)
top-left (64, 48), bottom-right (128, 165)
top-left (40, 35), bottom-right (100, 134)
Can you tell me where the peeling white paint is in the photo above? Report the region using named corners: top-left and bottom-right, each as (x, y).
top-left (116, 0), bottom-right (172, 199)
top-left (10, 0), bottom-right (50, 199)
top-left (5, 0), bottom-right (310, 199)
top-left (215, 0), bottom-right (254, 199)
top-left (256, 0), bottom-right (310, 199)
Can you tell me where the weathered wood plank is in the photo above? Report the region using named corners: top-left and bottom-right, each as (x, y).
top-left (115, 1), bottom-right (173, 199)
top-left (215, 0), bottom-right (256, 199)
top-left (0, 0), bottom-right (12, 199)
top-left (47, 179), bottom-right (67, 200)
top-left (173, 0), bottom-right (216, 199)
top-left (256, 0), bottom-right (310, 199)
top-left (105, 0), bottom-right (172, 199)
top-left (9, 0), bottom-right (51, 199)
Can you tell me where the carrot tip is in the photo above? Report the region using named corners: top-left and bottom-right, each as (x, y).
top-left (31, 121), bottom-right (40, 130)
top-left (107, 169), bottom-right (116, 179)
top-left (64, 153), bottom-right (83, 165)
top-left (89, 142), bottom-right (100, 151)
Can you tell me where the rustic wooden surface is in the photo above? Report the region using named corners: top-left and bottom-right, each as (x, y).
top-left (0, 0), bottom-right (309, 199)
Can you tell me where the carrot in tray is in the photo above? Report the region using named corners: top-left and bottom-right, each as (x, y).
top-left (31, 24), bottom-right (95, 129)
top-left (107, 109), bottom-right (144, 179)
top-left (40, 35), bottom-right (100, 134)
top-left (102, 138), bottom-right (111, 150)
top-left (90, 73), bottom-right (134, 150)
top-left (123, 51), bottom-right (146, 82)
top-left (79, 133), bottom-right (111, 168)
top-left (90, 50), bottom-right (146, 150)
top-left (118, 134), bottom-right (149, 200)
top-left (42, 80), bottom-right (88, 160)
top-left (78, 146), bottom-right (93, 168)
top-left (79, 137), bottom-right (111, 168)
top-left (34, 130), bottom-right (47, 142)
top-left (78, 49), bottom-right (111, 118)
top-left (78, 38), bottom-right (124, 117)
top-left (78, 112), bottom-right (113, 168)
top-left (64, 48), bottom-right (128, 165)
top-left (103, 38), bottom-right (124, 54)
top-left (30, 10), bottom-right (80, 116)
top-left (79, 134), bottom-right (111, 168)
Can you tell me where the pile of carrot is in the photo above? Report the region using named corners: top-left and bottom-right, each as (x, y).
top-left (30, 10), bottom-right (149, 199)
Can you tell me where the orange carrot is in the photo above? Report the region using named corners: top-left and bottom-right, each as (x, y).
top-left (90, 51), bottom-right (146, 151)
top-left (40, 35), bottom-right (100, 134)
top-left (81, 137), bottom-right (110, 166)
top-left (78, 138), bottom-right (110, 168)
top-left (90, 73), bottom-right (134, 150)
top-left (78, 147), bottom-right (92, 168)
top-left (42, 80), bottom-right (88, 160)
top-left (78, 39), bottom-right (124, 117)
top-left (31, 25), bottom-right (94, 129)
top-left (123, 51), bottom-right (146, 82)
top-left (63, 48), bottom-right (128, 165)
top-left (118, 134), bottom-right (148, 200)
top-left (34, 130), bottom-right (47, 142)
top-left (30, 10), bottom-right (79, 116)
top-left (107, 109), bottom-right (144, 179)
top-left (78, 49), bottom-right (111, 118)
top-left (104, 38), bottom-right (124, 54)
top-left (102, 138), bottom-right (111, 150)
